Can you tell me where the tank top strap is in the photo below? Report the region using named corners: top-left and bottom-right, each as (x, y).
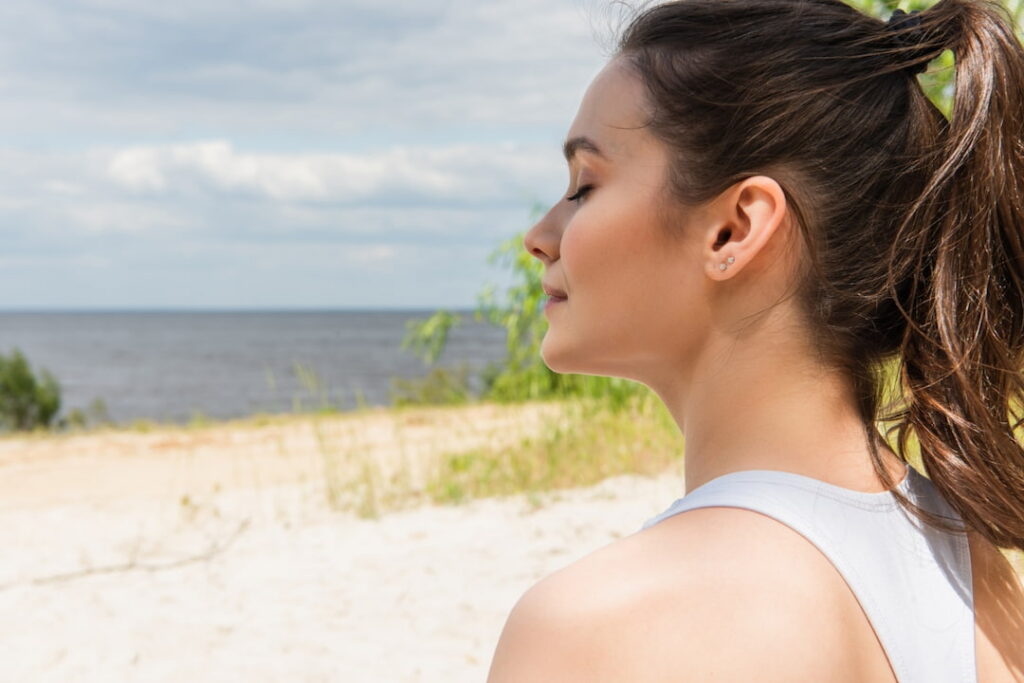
top-left (639, 466), bottom-right (977, 683)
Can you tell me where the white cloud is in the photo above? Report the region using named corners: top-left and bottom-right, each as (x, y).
top-left (106, 140), bottom-right (562, 204)
top-left (41, 180), bottom-right (87, 196)
top-left (107, 148), bottom-right (168, 192)
top-left (0, 0), bottom-right (611, 307)
top-left (66, 202), bottom-right (196, 235)
top-left (0, 0), bottom-right (608, 138)
top-left (346, 244), bottom-right (396, 264)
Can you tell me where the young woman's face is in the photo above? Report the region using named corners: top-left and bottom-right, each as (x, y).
top-left (523, 59), bottom-right (713, 384)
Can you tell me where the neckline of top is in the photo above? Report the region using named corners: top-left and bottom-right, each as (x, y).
top-left (688, 463), bottom-right (915, 503)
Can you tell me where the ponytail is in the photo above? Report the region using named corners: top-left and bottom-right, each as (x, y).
top-left (882, 0), bottom-right (1024, 550)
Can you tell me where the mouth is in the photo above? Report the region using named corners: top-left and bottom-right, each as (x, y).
top-left (542, 283), bottom-right (568, 299)
top-left (544, 284), bottom-right (569, 311)
top-left (543, 291), bottom-right (567, 311)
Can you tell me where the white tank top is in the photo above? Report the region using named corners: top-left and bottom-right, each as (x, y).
top-left (639, 465), bottom-right (976, 682)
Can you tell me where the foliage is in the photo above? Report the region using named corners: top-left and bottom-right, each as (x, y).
top-left (400, 310), bottom-right (463, 367)
top-left (0, 348), bottom-right (61, 431)
top-left (422, 394), bottom-right (682, 507)
top-left (389, 362), bottom-right (474, 407)
top-left (63, 397), bottom-right (112, 431)
top-left (854, 0), bottom-right (1024, 119)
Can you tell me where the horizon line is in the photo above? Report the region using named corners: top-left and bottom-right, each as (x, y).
top-left (0, 305), bottom-right (481, 314)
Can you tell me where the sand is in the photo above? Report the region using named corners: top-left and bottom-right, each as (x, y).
top-left (0, 403), bottom-right (685, 682)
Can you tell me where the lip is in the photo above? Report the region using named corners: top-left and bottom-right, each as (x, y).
top-left (542, 282), bottom-right (568, 299)
top-left (544, 296), bottom-right (566, 312)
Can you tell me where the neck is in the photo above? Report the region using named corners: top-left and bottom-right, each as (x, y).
top-left (648, 313), bottom-right (906, 495)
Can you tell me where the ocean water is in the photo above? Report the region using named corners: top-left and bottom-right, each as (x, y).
top-left (0, 310), bottom-right (509, 425)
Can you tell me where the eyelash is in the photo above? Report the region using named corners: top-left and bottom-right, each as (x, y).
top-left (566, 184), bottom-right (593, 203)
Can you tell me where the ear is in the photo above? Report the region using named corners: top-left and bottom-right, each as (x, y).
top-left (703, 176), bottom-right (789, 280)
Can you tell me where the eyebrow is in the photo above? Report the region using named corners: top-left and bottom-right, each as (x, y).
top-left (562, 136), bottom-right (606, 163)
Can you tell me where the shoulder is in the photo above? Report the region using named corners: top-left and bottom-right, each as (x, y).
top-left (486, 506), bottom-right (861, 683)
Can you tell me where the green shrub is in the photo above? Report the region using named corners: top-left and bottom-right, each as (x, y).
top-left (0, 348), bottom-right (61, 431)
top-left (63, 398), bottom-right (112, 431)
top-left (389, 363), bottom-right (474, 407)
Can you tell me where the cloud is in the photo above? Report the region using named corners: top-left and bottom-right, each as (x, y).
top-left (0, 0), bottom-right (613, 307)
top-left (106, 140), bottom-right (563, 205)
top-left (65, 202), bottom-right (195, 235)
top-left (0, 0), bottom-right (609, 142)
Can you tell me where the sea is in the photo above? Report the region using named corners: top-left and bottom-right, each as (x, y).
top-left (0, 310), bottom-right (509, 426)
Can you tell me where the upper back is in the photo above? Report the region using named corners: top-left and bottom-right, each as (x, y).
top-left (628, 466), bottom-right (1024, 682)
top-left (638, 465), bottom-right (977, 681)
top-left (488, 466), bottom-right (1024, 682)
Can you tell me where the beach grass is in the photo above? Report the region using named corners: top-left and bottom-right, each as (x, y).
top-left (421, 393), bottom-right (682, 508)
top-left (300, 395), bottom-right (683, 519)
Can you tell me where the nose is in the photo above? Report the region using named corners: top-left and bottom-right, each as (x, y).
top-left (523, 203), bottom-right (560, 265)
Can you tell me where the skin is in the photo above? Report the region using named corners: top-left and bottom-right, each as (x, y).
top-left (523, 56), bottom-right (909, 496)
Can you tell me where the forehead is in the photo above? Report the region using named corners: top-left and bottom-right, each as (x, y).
top-left (565, 59), bottom-right (655, 158)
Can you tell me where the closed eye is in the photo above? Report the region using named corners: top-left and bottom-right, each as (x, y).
top-left (566, 184), bottom-right (593, 203)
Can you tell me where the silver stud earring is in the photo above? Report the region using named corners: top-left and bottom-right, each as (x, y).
top-left (719, 256), bottom-right (736, 271)
top-left (727, 256), bottom-right (735, 264)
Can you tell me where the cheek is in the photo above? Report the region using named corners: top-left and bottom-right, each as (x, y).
top-left (550, 199), bottom-right (710, 371)
top-left (560, 200), bottom-right (672, 319)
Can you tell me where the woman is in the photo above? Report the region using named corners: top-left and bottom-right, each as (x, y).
top-left (488, 0), bottom-right (1024, 681)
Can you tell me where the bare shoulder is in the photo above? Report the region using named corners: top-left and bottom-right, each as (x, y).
top-left (486, 506), bottom-right (862, 683)
top-left (968, 529), bottom-right (1024, 682)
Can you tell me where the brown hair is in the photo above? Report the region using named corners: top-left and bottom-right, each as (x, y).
top-left (617, 0), bottom-right (1024, 551)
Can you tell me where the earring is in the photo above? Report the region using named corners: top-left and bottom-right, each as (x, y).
top-left (718, 256), bottom-right (735, 271)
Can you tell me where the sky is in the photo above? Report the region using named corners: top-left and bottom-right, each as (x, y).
top-left (0, 0), bottom-right (615, 310)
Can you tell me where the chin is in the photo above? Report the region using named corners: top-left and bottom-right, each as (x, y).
top-left (542, 340), bottom-right (646, 386)
top-left (540, 341), bottom-right (599, 376)
top-left (539, 349), bottom-right (563, 373)
top-left (539, 338), bottom-right (575, 374)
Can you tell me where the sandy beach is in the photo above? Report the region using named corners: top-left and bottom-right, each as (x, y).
top-left (0, 402), bottom-right (686, 682)
top-left (6, 400), bottom-right (1021, 682)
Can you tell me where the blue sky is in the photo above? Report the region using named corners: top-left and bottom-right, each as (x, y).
top-left (0, 0), bottom-right (613, 309)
